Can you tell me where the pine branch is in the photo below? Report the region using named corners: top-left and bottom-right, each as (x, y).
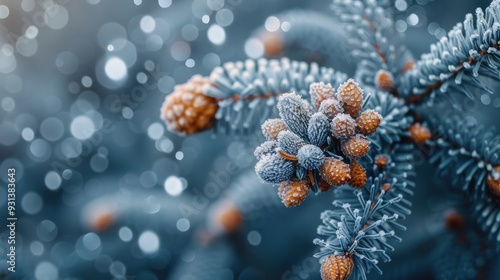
top-left (161, 58), bottom-right (347, 135)
top-left (251, 9), bottom-right (352, 70)
top-left (397, 0), bottom-right (500, 106)
top-left (427, 116), bottom-right (500, 250)
top-left (314, 141), bottom-right (415, 280)
top-left (331, 0), bottom-right (413, 92)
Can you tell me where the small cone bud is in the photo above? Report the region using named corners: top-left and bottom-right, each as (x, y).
top-left (444, 211), bottom-right (466, 232)
top-left (161, 75), bottom-right (218, 135)
top-left (320, 158), bottom-right (351, 186)
top-left (262, 119), bottom-right (288, 141)
top-left (218, 206), bottom-right (243, 233)
top-left (331, 114), bottom-right (356, 139)
top-left (342, 134), bottom-right (370, 159)
top-left (375, 69), bottom-right (394, 91)
top-left (486, 166), bottom-right (500, 199)
top-left (409, 123), bottom-right (431, 144)
top-left (357, 109), bottom-right (382, 136)
top-left (319, 99), bottom-right (344, 120)
top-left (337, 79), bottom-right (363, 118)
top-left (310, 82), bottom-right (336, 110)
top-left (348, 160), bottom-right (367, 189)
top-left (321, 254), bottom-right (354, 280)
top-left (374, 154), bottom-right (390, 170)
top-left (261, 33), bottom-right (284, 57)
top-left (278, 178), bottom-right (311, 207)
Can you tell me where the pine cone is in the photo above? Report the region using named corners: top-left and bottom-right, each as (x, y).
top-left (337, 79), bottom-right (363, 118)
top-left (486, 166), bottom-right (500, 199)
top-left (279, 178), bottom-right (311, 207)
top-left (261, 32), bottom-right (284, 57)
top-left (331, 113), bottom-right (356, 139)
top-left (348, 160), bottom-right (367, 189)
top-left (262, 119), bottom-right (288, 141)
top-left (375, 69), bottom-right (394, 91)
top-left (374, 154), bottom-right (390, 170)
top-left (310, 82), bottom-right (336, 110)
top-left (357, 109), bottom-right (382, 136)
top-left (321, 254), bottom-right (354, 280)
top-left (342, 134), bottom-right (370, 159)
top-left (161, 75), bottom-right (218, 135)
top-left (319, 99), bottom-right (344, 120)
top-left (408, 123), bottom-right (431, 143)
top-left (218, 206), bottom-right (243, 233)
top-left (318, 176), bottom-right (333, 192)
top-left (320, 158), bottom-right (351, 186)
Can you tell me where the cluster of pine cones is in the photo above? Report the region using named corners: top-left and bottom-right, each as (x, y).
top-left (254, 79), bottom-right (382, 207)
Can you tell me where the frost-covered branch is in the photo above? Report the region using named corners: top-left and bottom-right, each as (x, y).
top-left (397, 0), bottom-right (500, 105)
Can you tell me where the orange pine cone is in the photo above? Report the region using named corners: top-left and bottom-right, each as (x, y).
top-left (310, 82), bottom-right (336, 110)
top-left (408, 123), bottom-right (431, 144)
top-left (342, 134), bottom-right (370, 159)
top-left (337, 79), bottom-right (363, 118)
top-left (374, 154), bottom-right (390, 170)
top-left (161, 75), bottom-right (218, 135)
top-left (321, 254), bottom-right (354, 280)
top-left (401, 59), bottom-right (415, 73)
top-left (444, 211), bottom-right (466, 232)
top-left (375, 69), bottom-right (394, 91)
top-left (278, 178), bottom-right (311, 207)
top-left (320, 158), bottom-right (351, 186)
top-left (218, 206), bottom-right (243, 233)
top-left (348, 160), bottom-right (367, 189)
top-left (261, 33), bottom-right (284, 57)
top-left (356, 109), bottom-right (382, 136)
top-left (262, 119), bottom-right (288, 141)
top-left (486, 166), bottom-right (500, 199)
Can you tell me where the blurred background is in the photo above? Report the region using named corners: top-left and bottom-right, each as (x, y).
top-left (0, 0), bottom-right (498, 279)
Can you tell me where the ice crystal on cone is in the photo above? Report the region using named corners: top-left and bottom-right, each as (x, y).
top-left (297, 144), bottom-right (325, 170)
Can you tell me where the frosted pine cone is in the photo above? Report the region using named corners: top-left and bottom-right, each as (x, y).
top-left (262, 119), bottom-right (288, 141)
top-left (255, 153), bottom-right (296, 184)
top-left (308, 112), bottom-right (330, 146)
top-left (320, 254), bottom-right (354, 280)
top-left (486, 166), bottom-right (500, 199)
top-left (278, 130), bottom-right (306, 157)
top-left (357, 109), bottom-right (382, 136)
top-left (277, 92), bottom-right (313, 139)
top-left (408, 123), bottom-right (431, 143)
top-left (342, 134), bottom-right (370, 159)
top-left (254, 141), bottom-right (277, 160)
top-left (375, 69), bottom-right (394, 91)
top-left (161, 75), bottom-right (218, 135)
top-left (319, 99), bottom-right (344, 120)
top-left (279, 178), bottom-right (311, 207)
top-left (348, 160), bottom-right (367, 189)
top-left (331, 113), bottom-right (356, 139)
top-left (297, 144), bottom-right (325, 170)
top-left (310, 82), bottom-right (336, 110)
top-left (319, 158), bottom-right (351, 186)
top-left (337, 79), bottom-right (363, 118)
